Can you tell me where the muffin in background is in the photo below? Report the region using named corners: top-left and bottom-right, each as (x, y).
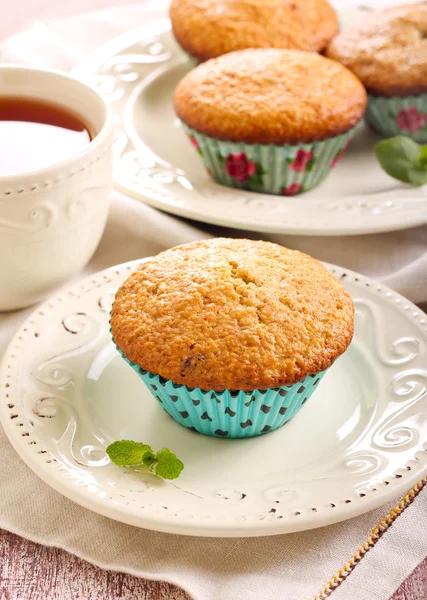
top-left (174, 49), bottom-right (367, 195)
top-left (326, 3), bottom-right (427, 142)
top-left (170, 0), bottom-right (339, 61)
top-left (111, 238), bottom-right (354, 438)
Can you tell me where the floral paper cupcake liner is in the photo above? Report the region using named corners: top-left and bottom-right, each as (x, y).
top-left (365, 94), bottom-right (427, 143)
top-left (115, 343), bottom-right (327, 439)
top-left (182, 122), bottom-right (361, 196)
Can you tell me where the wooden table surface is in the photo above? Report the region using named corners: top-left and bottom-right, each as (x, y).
top-left (1, 1), bottom-right (427, 599)
top-left (0, 526), bottom-right (426, 600)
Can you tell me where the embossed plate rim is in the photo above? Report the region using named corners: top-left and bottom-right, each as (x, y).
top-left (71, 11), bottom-right (427, 236)
top-left (2, 260), bottom-right (427, 536)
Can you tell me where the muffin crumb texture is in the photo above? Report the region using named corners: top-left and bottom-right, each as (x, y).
top-left (111, 239), bottom-right (354, 391)
top-left (170, 0), bottom-right (339, 60)
top-left (326, 2), bottom-right (427, 97)
top-left (174, 49), bottom-right (367, 144)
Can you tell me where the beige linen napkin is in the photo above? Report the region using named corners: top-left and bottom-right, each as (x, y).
top-left (1, 2), bottom-right (427, 599)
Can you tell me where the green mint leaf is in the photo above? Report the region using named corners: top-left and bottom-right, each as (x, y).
top-left (154, 448), bottom-right (184, 480)
top-left (419, 145), bottom-right (427, 167)
top-left (408, 167), bottom-right (427, 186)
top-left (374, 136), bottom-right (427, 184)
top-left (142, 449), bottom-right (157, 469)
top-left (106, 440), bottom-right (153, 466)
top-left (107, 441), bottom-right (184, 480)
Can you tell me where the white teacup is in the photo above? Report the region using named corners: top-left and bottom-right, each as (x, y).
top-left (0, 65), bottom-right (113, 311)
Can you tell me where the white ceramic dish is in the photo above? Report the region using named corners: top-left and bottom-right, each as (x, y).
top-left (0, 66), bottom-right (113, 311)
top-left (73, 18), bottom-right (427, 237)
top-left (2, 260), bottom-right (427, 537)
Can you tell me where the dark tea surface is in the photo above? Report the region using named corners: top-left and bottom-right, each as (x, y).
top-left (0, 97), bottom-right (91, 175)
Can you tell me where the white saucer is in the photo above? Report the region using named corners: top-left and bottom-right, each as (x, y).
top-left (1, 261), bottom-right (427, 536)
top-left (72, 16), bottom-right (427, 236)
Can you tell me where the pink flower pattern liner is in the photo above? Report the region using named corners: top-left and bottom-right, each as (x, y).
top-left (365, 95), bottom-right (427, 142)
top-left (181, 121), bottom-right (361, 196)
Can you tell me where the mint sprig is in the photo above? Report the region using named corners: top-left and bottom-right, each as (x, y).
top-left (374, 136), bottom-right (427, 185)
top-left (106, 440), bottom-right (184, 480)
top-left (155, 448), bottom-right (184, 479)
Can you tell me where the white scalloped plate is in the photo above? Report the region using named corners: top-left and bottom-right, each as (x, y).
top-left (2, 261), bottom-right (427, 536)
top-left (71, 14), bottom-right (427, 236)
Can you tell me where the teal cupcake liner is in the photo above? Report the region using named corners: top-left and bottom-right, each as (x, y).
top-left (115, 345), bottom-right (327, 438)
top-left (182, 122), bottom-right (362, 195)
top-left (365, 94), bottom-right (427, 143)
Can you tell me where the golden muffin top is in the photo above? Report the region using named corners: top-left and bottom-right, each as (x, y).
top-left (111, 239), bottom-right (354, 391)
top-left (326, 3), bottom-right (427, 97)
top-left (170, 0), bottom-right (339, 61)
top-left (173, 49), bottom-right (367, 144)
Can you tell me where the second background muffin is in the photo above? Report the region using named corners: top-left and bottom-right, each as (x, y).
top-left (174, 49), bottom-right (367, 196)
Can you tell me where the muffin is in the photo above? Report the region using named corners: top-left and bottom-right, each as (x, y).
top-left (111, 238), bottom-right (354, 438)
top-left (174, 49), bottom-right (367, 195)
top-left (170, 0), bottom-right (339, 62)
top-left (326, 3), bottom-right (427, 142)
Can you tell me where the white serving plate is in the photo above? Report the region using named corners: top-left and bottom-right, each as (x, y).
top-left (1, 261), bottom-right (427, 537)
top-left (72, 16), bottom-right (427, 236)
